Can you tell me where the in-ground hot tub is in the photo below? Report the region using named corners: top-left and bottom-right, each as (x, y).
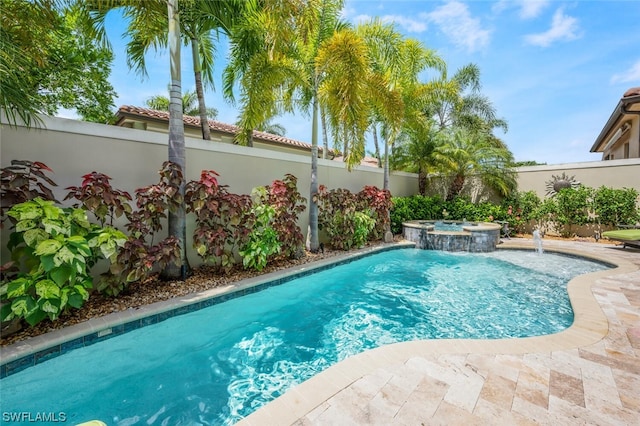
top-left (403, 220), bottom-right (502, 252)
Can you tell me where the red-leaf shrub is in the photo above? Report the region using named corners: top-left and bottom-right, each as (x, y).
top-left (64, 172), bottom-right (132, 227)
top-left (357, 185), bottom-right (392, 240)
top-left (1, 160), bottom-right (57, 228)
top-left (185, 170), bottom-right (253, 272)
top-left (263, 174), bottom-right (306, 259)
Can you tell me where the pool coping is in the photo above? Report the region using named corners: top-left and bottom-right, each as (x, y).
top-left (0, 242), bottom-right (415, 377)
top-left (235, 242), bottom-right (638, 426)
top-left (402, 220), bottom-right (502, 232)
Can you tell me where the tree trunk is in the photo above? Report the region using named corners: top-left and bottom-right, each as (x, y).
top-left (418, 168), bottom-right (426, 195)
top-left (372, 124), bottom-right (381, 168)
top-left (383, 135), bottom-right (390, 191)
top-left (321, 106), bottom-right (329, 159)
top-left (162, 0), bottom-right (191, 280)
top-left (446, 174), bottom-right (465, 201)
top-left (342, 125), bottom-right (348, 159)
top-left (191, 37), bottom-right (211, 140)
top-left (309, 91), bottom-right (320, 253)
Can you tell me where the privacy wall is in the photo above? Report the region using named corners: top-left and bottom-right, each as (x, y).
top-left (1, 115), bottom-right (418, 262)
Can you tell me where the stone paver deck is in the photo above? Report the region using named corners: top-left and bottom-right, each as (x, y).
top-left (238, 239), bottom-right (640, 426)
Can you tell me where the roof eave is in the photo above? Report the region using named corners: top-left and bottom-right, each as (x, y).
top-left (591, 94), bottom-right (640, 152)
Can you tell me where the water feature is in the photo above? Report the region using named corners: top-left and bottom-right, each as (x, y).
top-left (0, 248), bottom-right (608, 425)
top-left (403, 220), bottom-right (501, 251)
top-left (533, 229), bottom-right (544, 254)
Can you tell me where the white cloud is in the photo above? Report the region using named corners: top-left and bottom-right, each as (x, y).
top-left (519, 0), bottom-right (550, 19)
top-left (350, 13), bottom-right (427, 33)
top-left (340, 5), bottom-right (357, 20)
top-left (493, 0), bottom-right (550, 19)
top-left (425, 1), bottom-right (491, 52)
top-left (379, 15), bottom-right (428, 33)
top-left (610, 60), bottom-right (640, 84)
top-left (524, 8), bottom-right (581, 47)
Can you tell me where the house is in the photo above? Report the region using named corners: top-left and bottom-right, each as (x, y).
top-left (590, 87), bottom-right (640, 160)
top-left (115, 105), bottom-right (336, 158)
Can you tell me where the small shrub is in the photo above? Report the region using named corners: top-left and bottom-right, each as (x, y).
top-left (318, 187), bottom-right (377, 250)
top-left (357, 185), bottom-right (392, 240)
top-left (263, 174), bottom-right (306, 258)
top-left (185, 170), bottom-right (252, 272)
top-left (554, 186), bottom-right (593, 236)
top-left (593, 186), bottom-right (639, 226)
top-left (390, 195), bottom-right (446, 233)
top-left (503, 191), bottom-right (542, 232)
top-left (1, 160), bottom-right (58, 229)
top-left (64, 171), bottom-right (132, 227)
top-left (239, 188), bottom-right (281, 271)
top-left (352, 211), bottom-right (376, 248)
top-left (0, 198), bottom-right (126, 326)
top-left (96, 162), bottom-right (183, 295)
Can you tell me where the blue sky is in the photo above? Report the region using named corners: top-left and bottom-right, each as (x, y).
top-left (85, 0), bottom-right (640, 165)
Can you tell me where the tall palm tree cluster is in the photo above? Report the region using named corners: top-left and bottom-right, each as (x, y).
top-left (4, 0), bottom-right (517, 278)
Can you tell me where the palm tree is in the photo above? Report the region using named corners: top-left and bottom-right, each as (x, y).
top-left (164, 0), bottom-right (189, 279)
top-left (120, 1), bottom-right (230, 140)
top-left (86, 0), bottom-right (248, 279)
top-left (86, 0), bottom-right (191, 279)
top-left (356, 21), bottom-right (446, 190)
top-left (391, 122), bottom-right (443, 195)
top-left (225, 0), bottom-right (353, 252)
top-left (426, 63), bottom-right (507, 134)
top-left (256, 118), bottom-right (286, 136)
top-left (146, 88), bottom-right (218, 119)
top-left (432, 128), bottom-right (516, 201)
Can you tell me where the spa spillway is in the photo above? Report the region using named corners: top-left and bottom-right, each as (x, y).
top-left (403, 220), bottom-right (502, 252)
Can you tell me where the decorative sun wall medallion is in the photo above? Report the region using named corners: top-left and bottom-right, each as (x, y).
top-left (545, 172), bottom-right (581, 196)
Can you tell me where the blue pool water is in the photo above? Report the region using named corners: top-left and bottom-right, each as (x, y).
top-left (1, 249), bottom-right (608, 425)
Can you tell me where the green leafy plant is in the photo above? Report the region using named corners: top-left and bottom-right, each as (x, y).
top-left (239, 188), bottom-right (281, 271)
top-left (352, 211), bottom-right (376, 248)
top-left (0, 198), bottom-right (126, 326)
top-left (593, 186), bottom-right (639, 226)
top-left (185, 170), bottom-right (252, 272)
top-left (1, 160), bottom-right (58, 229)
top-left (501, 191), bottom-right (542, 233)
top-left (390, 195), bottom-right (446, 233)
top-left (553, 186), bottom-right (593, 236)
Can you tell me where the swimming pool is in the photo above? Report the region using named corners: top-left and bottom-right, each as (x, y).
top-left (0, 248), bottom-right (609, 425)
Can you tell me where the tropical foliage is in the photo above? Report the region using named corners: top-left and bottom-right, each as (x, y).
top-left (317, 185), bottom-right (391, 250)
top-left (146, 89), bottom-right (218, 119)
top-left (1, 198), bottom-right (126, 326)
top-left (1, 0), bottom-right (117, 125)
top-left (4, 1), bottom-right (526, 282)
top-left (391, 186), bottom-right (640, 237)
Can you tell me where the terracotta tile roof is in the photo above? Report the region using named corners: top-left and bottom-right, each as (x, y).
top-left (116, 105), bottom-right (324, 152)
top-left (623, 87), bottom-right (640, 97)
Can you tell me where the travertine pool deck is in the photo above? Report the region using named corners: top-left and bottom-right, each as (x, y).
top-left (238, 238), bottom-right (640, 426)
